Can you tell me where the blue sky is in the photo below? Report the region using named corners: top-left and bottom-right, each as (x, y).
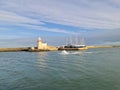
top-left (0, 0), bottom-right (120, 47)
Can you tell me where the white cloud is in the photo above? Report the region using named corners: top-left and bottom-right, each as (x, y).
top-left (15, 24), bottom-right (77, 34)
top-left (0, 0), bottom-right (120, 32)
top-left (0, 10), bottom-right (43, 25)
top-left (0, 10), bottom-right (76, 34)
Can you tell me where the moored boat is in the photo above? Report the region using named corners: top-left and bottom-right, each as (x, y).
top-left (58, 44), bottom-right (88, 50)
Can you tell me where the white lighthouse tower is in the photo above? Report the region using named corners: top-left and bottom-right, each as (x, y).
top-left (37, 37), bottom-right (42, 49)
top-left (37, 37), bottom-right (47, 50)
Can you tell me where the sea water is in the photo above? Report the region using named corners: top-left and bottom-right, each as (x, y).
top-left (0, 48), bottom-right (120, 90)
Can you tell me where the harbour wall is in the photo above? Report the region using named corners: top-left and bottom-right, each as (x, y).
top-left (0, 45), bottom-right (120, 52)
top-left (0, 47), bottom-right (28, 52)
top-left (87, 45), bottom-right (120, 49)
top-left (0, 46), bottom-right (58, 52)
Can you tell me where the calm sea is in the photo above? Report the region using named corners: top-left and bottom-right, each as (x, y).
top-left (0, 48), bottom-right (120, 90)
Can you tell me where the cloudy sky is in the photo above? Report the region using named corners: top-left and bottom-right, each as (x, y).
top-left (0, 0), bottom-right (120, 47)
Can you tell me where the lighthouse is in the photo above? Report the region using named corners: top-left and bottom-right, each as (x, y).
top-left (37, 37), bottom-right (42, 49)
top-left (37, 37), bottom-right (47, 50)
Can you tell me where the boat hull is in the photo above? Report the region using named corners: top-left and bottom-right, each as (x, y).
top-left (58, 47), bottom-right (88, 51)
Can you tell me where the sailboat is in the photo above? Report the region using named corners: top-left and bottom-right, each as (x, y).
top-left (58, 36), bottom-right (88, 50)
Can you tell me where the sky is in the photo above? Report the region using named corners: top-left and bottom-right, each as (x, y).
top-left (0, 0), bottom-right (120, 47)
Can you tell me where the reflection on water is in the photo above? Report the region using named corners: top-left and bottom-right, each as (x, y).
top-left (37, 52), bottom-right (48, 69)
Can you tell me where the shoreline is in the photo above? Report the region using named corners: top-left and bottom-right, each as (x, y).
top-left (0, 45), bottom-right (120, 52)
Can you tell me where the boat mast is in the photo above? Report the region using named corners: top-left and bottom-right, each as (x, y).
top-left (76, 34), bottom-right (78, 45)
top-left (80, 38), bottom-right (85, 45)
top-left (70, 35), bottom-right (73, 45)
top-left (66, 38), bottom-right (67, 45)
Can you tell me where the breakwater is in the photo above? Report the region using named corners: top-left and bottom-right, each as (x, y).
top-left (0, 46), bottom-right (58, 52)
top-left (0, 45), bottom-right (120, 52)
top-left (87, 45), bottom-right (120, 49)
top-left (0, 47), bottom-right (28, 52)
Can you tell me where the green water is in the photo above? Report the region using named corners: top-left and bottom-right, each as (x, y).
top-left (0, 48), bottom-right (120, 90)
